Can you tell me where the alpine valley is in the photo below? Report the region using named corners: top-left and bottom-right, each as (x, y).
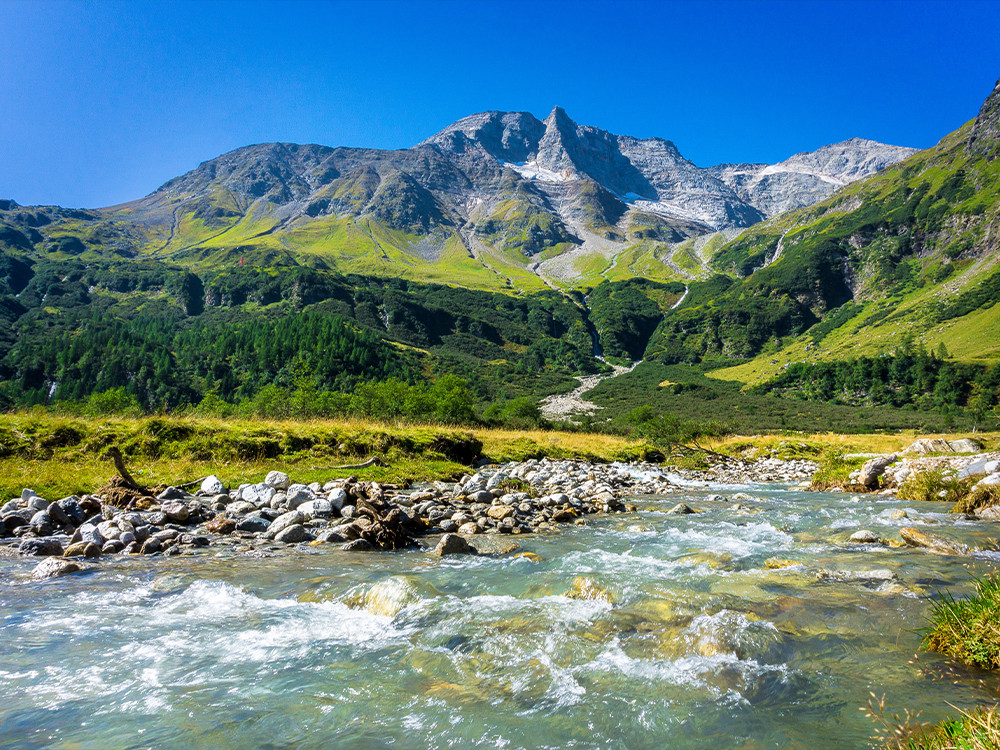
top-left (1, 79), bottom-right (999, 432)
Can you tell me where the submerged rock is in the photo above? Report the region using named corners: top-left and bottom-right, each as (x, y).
top-left (899, 527), bottom-right (968, 555)
top-left (432, 533), bottom-right (475, 557)
top-left (31, 557), bottom-right (82, 580)
top-left (848, 530), bottom-right (881, 544)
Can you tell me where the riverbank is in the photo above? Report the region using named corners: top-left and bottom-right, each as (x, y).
top-left (2, 412), bottom-right (996, 502)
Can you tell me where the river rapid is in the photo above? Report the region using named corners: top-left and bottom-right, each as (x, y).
top-left (2, 482), bottom-right (999, 749)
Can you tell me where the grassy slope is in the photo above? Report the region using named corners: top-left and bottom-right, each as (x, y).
top-left (706, 121), bottom-right (1000, 385)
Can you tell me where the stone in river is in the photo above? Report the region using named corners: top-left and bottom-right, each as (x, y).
top-left (18, 537), bottom-right (63, 556)
top-left (551, 508), bottom-right (577, 522)
top-left (274, 524), bottom-right (309, 544)
top-left (666, 503), bottom-right (696, 515)
top-left (341, 539), bottom-right (376, 552)
top-left (899, 527), bottom-right (968, 555)
top-left (140, 538), bottom-right (162, 555)
top-left (63, 542), bottom-right (100, 559)
top-left (31, 558), bottom-right (82, 580)
top-left (432, 533), bottom-right (476, 557)
top-left (160, 501), bottom-right (190, 523)
top-left (848, 530), bottom-right (881, 544)
top-left (266, 510), bottom-right (305, 538)
top-left (235, 516), bottom-right (271, 534)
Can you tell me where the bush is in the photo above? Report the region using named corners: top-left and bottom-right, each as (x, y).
top-left (85, 387), bottom-right (142, 417)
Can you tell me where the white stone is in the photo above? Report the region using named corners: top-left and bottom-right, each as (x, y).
top-left (264, 471), bottom-right (290, 491)
top-left (200, 475), bottom-right (225, 495)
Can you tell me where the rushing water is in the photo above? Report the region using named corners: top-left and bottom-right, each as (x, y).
top-left (2, 484), bottom-right (1000, 749)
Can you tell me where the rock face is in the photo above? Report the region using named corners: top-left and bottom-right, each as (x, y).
top-left (709, 138), bottom-right (918, 218)
top-left (968, 77), bottom-right (1000, 160)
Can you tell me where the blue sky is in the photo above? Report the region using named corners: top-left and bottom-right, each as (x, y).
top-left (1, 0), bottom-right (998, 208)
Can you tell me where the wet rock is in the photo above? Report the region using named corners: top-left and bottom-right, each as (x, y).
top-left (466, 536), bottom-right (520, 555)
top-left (206, 517), bottom-right (236, 534)
top-left (315, 528), bottom-right (350, 543)
top-left (18, 537), bottom-right (63, 556)
top-left (274, 524), bottom-right (309, 544)
top-left (764, 558), bottom-right (802, 569)
top-left (341, 539), bottom-right (376, 552)
top-left (234, 516), bottom-right (271, 534)
top-left (889, 509), bottom-right (908, 520)
top-left (817, 568), bottom-right (897, 582)
top-left (899, 527), bottom-right (968, 555)
top-left (666, 503), bottom-right (696, 515)
top-left (201, 475), bottom-right (225, 495)
top-left (31, 557), bottom-right (82, 580)
top-left (140, 538), bottom-right (162, 555)
top-left (63, 541), bottom-right (101, 559)
top-left (264, 471), bottom-right (290, 491)
top-left (102, 540), bottom-right (124, 554)
top-left (432, 533), bottom-right (475, 556)
top-left (552, 508), bottom-right (577, 522)
top-left (848, 530), bottom-right (881, 544)
top-left (566, 576), bottom-right (616, 603)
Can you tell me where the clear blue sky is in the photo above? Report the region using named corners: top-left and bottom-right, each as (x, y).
top-left (1, 0), bottom-right (998, 208)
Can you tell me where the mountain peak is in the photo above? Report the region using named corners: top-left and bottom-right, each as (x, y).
top-left (968, 77), bottom-right (1000, 159)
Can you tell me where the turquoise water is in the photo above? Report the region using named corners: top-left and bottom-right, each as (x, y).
top-left (2, 485), bottom-right (998, 749)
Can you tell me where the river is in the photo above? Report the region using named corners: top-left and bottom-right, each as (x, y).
top-left (2, 482), bottom-right (998, 749)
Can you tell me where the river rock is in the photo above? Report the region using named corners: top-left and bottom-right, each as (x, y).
top-left (63, 541), bottom-right (101, 559)
top-left (975, 473), bottom-right (1000, 489)
top-left (285, 485), bottom-right (313, 508)
top-left (299, 499), bottom-right (333, 518)
top-left (274, 524), bottom-right (309, 544)
top-left (200, 475), bottom-right (225, 495)
top-left (160, 501), bottom-right (190, 523)
top-left (848, 530), bottom-right (881, 544)
top-left (976, 505), bottom-right (1000, 520)
top-left (57, 496), bottom-right (86, 525)
top-left (860, 455), bottom-right (898, 489)
top-left (157, 486), bottom-right (187, 501)
top-left (235, 516), bottom-right (271, 534)
top-left (457, 522), bottom-right (478, 534)
top-left (267, 510), bottom-right (305, 538)
top-left (206, 516), bottom-right (236, 534)
top-left (18, 537), bottom-right (63, 556)
top-left (31, 557), bottom-right (82, 580)
top-left (140, 538), bottom-right (162, 554)
top-left (899, 527), bottom-right (968, 555)
top-left (432, 533), bottom-right (475, 556)
top-left (342, 539), bottom-right (375, 552)
top-left (264, 471), bottom-right (290, 491)
top-left (487, 505), bottom-right (514, 521)
top-left (666, 503), bottom-right (696, 515)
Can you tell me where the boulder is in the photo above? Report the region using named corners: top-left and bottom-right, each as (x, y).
top-left (234, 516), bottom-right (271, 534)
top-left (274, 524), bottom-right (309, 544)
top-left (666, 503), bottom-right (696, 515)
top-left (63, 542), bottom-right (100, 559)
top-left (976, 473), bottom-right (1000, 489)
top-left (431, 533), bottom-right (476, 557)
top-left (285, 485), bottom-right (313, 508)
top-left (327, 488), bottom-right (349, 510)
top-left (266, 510), bottom-right (305, 538)
top-left (860, 455), bottom-right (898, 489)
top-left (949, 438), bottom-right (984, 453)
top-left (206, 516), bottom-right (236, 534)
top-left (31, 558), bottom-right (82, 580)
top-left (899, 527), bottom-right (968, 555)
top-left (200, 475), bottom-right (226, 495)
top-left (160, 501), bottom-right (190, 523)
top-left (341, 538), bottom-right (376, 552)
top-left (298, 499), bottom-right (333, 519)
top-left (848, 530), bottom-right (881, 544)
top-left (18, 537), bottom-right (63, 556)
top-left (264, 471), bottom-right (290, 491)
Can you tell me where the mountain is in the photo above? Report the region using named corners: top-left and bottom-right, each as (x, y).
top-left (0, 108), bottom-right (914, 293)
top-left (0, 87), bottom-right (995, 430)
top-left (708, 138), bottom-right (918, 218)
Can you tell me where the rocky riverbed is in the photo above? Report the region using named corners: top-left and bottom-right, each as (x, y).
top-left (0, 456), bottom-right (819, 578)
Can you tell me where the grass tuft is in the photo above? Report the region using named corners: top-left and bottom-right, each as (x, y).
top-left (924, 575), bottom-right (1000, 670)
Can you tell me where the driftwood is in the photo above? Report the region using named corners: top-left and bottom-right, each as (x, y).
top-left (106, 446), bottom-right (145, 491)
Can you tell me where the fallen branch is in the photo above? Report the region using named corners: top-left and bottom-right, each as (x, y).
top-left (310, 456), bottom-right (382, 471)
top-left (106, 446), bottom-right (145, 491)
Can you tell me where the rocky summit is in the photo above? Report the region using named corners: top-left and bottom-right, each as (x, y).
top-left (0, 107), bottom-right (914, 290)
